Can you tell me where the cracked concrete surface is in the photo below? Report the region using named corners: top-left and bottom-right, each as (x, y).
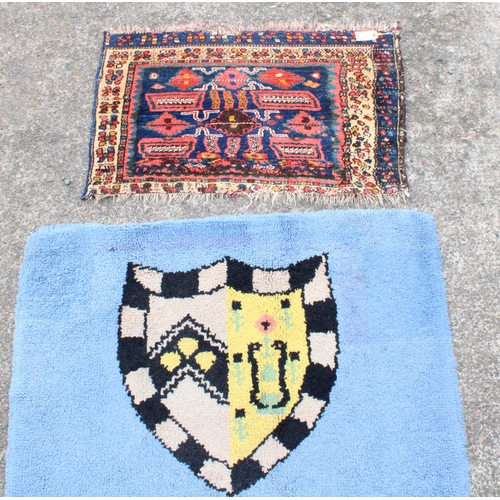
top-left (0, 2), bottom-right (499, 496)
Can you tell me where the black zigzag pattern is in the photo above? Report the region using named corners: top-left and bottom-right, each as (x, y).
top-left (151, 321), bottom-right (229, 401)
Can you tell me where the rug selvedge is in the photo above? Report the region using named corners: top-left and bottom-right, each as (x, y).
top-left (117, 254), bottom-right (338, 494)
top-left (84, 29), bottom-right (406, 202)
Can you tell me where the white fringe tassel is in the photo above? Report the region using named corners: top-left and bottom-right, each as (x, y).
top-left (110, 21), bottom-right (401, 36)
top-left (89, 189), bottom-right (409, 209)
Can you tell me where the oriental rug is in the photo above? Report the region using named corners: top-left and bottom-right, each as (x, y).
top-left (7, 210), bottom-right (469, 496)
top-left (82, 28), bottom-right (407, 202)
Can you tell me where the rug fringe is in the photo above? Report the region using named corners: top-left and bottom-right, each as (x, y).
top-left (88, 189), bottom-right (409, 208)
top-left (108, 21), bottom-right (401, 36)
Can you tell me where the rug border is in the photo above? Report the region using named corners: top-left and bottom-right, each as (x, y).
top-left (83, 32), bottom-right (109, 201)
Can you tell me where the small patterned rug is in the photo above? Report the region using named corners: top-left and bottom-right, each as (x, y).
top-left (7, 211), bottom-right (468, 496)
top-left (83, 27), bottom-right (407, 203)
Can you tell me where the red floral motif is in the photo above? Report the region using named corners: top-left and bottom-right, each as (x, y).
top-left (257, 68), bottom-right (304, 89)
top-left (168, 69), bottom-right (203, 90)
top-left (145, 112), bottom-right (191, 136)
top-left (214, 68), bottom-right (250, 89)
top-left (285, 111), bottom-right (327, 136)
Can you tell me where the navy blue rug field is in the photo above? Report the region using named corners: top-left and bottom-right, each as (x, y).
top-left (6, 210), bottom-right (469, 496)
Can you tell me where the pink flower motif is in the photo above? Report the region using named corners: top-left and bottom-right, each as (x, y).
top-left (257, 68), bottom-right (304, 89)
top-left (214, 68), bottom-right (250, 89)
top-left (168, 69), bottom-right (203, 90)
top-left (255, 315), bottom-right (276, 334)
top-left (285, 111), bottom-right (327, 137)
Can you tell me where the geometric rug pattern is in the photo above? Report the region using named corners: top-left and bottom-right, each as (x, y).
top-left (83, 29), bottom-right (407, 201)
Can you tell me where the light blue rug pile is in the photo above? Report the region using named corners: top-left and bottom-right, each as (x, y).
top-left (6, 210), bottom-right (469, 496)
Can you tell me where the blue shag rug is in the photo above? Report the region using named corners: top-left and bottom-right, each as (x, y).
top-left (6, 210), bottom-right (469, 496)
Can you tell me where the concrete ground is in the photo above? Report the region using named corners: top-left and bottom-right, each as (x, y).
top-left (0, 2), bottom-right (499, 496)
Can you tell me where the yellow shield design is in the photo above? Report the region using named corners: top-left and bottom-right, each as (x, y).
top-left (227, 287), bottom-right (309, 465)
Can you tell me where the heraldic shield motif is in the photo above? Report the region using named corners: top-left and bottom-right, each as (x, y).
top-left (117, 255), bottom-right (339, 495)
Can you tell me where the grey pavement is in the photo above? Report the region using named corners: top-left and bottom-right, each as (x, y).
top-left (0, 2), bottom-right (499, 496)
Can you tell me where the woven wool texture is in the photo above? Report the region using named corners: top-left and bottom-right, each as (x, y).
top-left (6, 210), bottom-right (468, 495)
top-left (83, 29), bottom-right (406, 202)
